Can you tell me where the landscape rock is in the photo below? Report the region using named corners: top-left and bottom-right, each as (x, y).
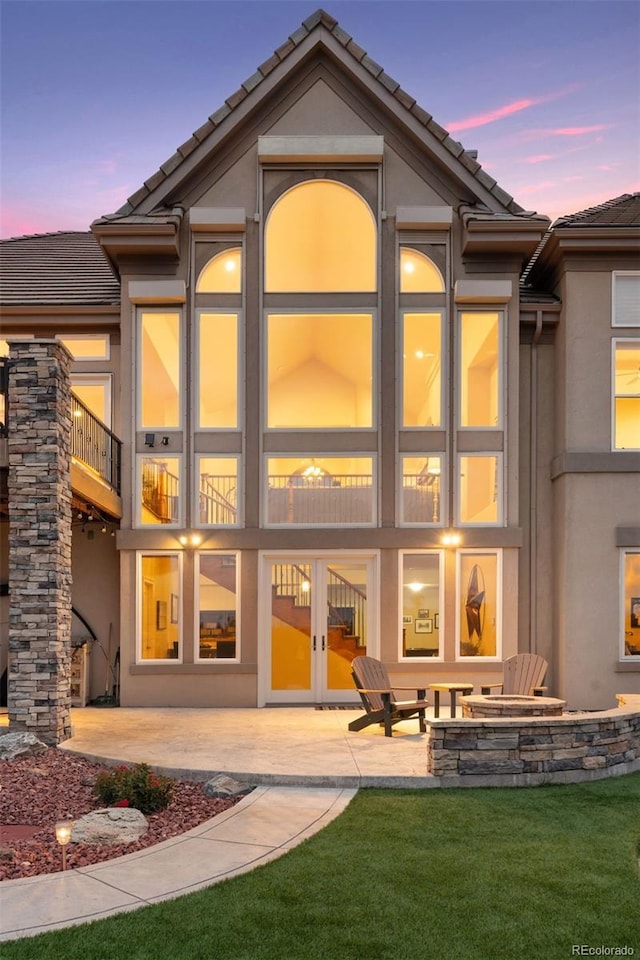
top-left (203, 774), bottom-right (252, 799)
top-left (71, 808), bottom-right (149, 845)
top-left (0, 732), bottom-right (48, 761)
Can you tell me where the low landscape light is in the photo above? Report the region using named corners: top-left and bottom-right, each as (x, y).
top-left (55, 820), bottom-right (73, 871)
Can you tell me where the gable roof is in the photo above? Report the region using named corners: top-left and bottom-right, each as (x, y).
top-left (0, 232), bottom-right (120, 307)
top-left (98, 7), bottom-right (537, 225)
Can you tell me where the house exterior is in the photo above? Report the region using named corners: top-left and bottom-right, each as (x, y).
top-left (1, 9), bottom-right (638, 741)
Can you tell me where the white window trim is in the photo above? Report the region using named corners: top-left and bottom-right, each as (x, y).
top-left (262, 453), bottom-right (378, 528)
top-left (70, 373), bottom-right (113, 429)
top-left (397, 453), bottom-right (446, 527)
top-left (455, 548), bottom-right (503, 662)
top-left (398, 307), bottom-right (445, 431)
top-left (457, 308), bottom-right (504, 431)
top-left (194, 551), bottom-right (241, 664)
top-left (621, 549), bottom-right (640, 660)
top-left (456, 452), bottom-right (504, 527)
top-left (136, 551), bottom-right (183, 664)
top-left (56, 333), bottom-right (110, 361)
top-left (136, 308), bottom-right (183, 432)
top-left (195, 307), bottom-right (242, 431)
top-left (135, 453), bottom-right (184, 529)
top-left (263, 308), bottom-right (378, 432)
top-left (612, 271), bottom-right (640, 328)
top-left (612, 338), bottom-right (640, 451)
top-left (398, 549), bottom-right (445, 662)
top-left (194, 453), bottom-right (242, 528)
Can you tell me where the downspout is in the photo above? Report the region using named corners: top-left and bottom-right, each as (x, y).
top-left (529, 310), bottom-right (544, 653)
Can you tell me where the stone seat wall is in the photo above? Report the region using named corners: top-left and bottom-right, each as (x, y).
top-left (426, 707), bottom-right (640, 787)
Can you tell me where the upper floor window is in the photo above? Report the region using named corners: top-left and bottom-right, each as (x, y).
top-left (459, 311), bottom-right (502, 428)
top-left (613, 340), bottom-right (640, 450)
top-left (399, 248), bottom-right (444, 293)
top-left (57, 334), bottom-right (110, 361)
top-left (197, 249), bottom-right (242, 294)
top-left (612, 272), bottom-right (640, 327)
top-left (265, 180), bottom-right (376, 292)
top-left (402, 311), bottom-right (443, 427)
top-left (138, 311), bottom-right (181, 429)
top-left (266, 312), bottom-right (373, 429)
top-left (197, 311), bottom-right (239, 429)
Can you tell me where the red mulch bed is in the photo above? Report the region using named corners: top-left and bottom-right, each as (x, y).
top-left (0, 749), bottom-right (241, 881)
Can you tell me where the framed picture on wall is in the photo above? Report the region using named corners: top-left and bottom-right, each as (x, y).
top-left (156, 600), bottom-right (167, 630)
top-left (171, 594), bottom-right (179, 623)
top-left (434, 614), bottom-right (439, 630)
top-left (631, 598), bottom-right (640, 629)
top-left (418, 609), bottom-right (429, 618)
top-left (415, 618), bottom-right (433, 634)
top-left (402, 615), bottom-right (413, 625)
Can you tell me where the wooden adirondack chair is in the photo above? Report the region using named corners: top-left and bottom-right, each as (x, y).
top-left (348, 655), bottom-right (428, 737)
top-left (481, 653), bottom-right (548, 697)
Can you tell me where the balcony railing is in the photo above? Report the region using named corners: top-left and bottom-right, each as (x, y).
top-left (266, 474), bottom-right (374, 525)
top-left (71, 395), bottom-right (122, 495)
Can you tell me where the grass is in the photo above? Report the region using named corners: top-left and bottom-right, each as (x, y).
top-left (7, 773), bottom-right (640, 960)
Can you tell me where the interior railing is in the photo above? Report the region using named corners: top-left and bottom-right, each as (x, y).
top-left (199, 474), bottom-right (237, 525)
top-left (142, 459), bottom-right (180, 523)
top-left (271, 562), bottom-right (367, 646)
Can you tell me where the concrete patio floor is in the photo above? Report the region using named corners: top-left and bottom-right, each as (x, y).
top-left (58, 704), bottom-right (435, 787)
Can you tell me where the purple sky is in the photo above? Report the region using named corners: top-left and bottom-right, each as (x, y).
top-left (1, 0), bottom-right (638, 239)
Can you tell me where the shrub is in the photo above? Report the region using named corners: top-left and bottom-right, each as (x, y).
top-left (94, 763), bottom-right (174, 814)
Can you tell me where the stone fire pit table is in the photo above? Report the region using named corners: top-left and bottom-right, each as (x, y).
top-left (460, 693), bottom-right (567, 718)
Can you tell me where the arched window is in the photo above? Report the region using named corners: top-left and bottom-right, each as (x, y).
top-left (196, 248), bottom-right (242, 293)
top-left (400, 248), bottom-right (444, 293)
top-left (265, 180), bottom-right (376, 292)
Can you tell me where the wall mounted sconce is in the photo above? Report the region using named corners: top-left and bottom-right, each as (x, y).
top-left (441, 532), bottom-right (462, 547)
top-left (144, 433), bottom-right (155, 447)
top-left (161, 436), bottom-right (169, 446)
top-left (178, 532), bottom-right (203, 548)
top-left (55, 820), bottom-right (74, 871)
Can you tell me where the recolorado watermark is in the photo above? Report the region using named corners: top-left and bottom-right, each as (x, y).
top-left (572, 948), bottom-right (634, 957)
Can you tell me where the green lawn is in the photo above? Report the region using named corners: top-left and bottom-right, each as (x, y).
top-left (8, 773), bottom-right (640, 960)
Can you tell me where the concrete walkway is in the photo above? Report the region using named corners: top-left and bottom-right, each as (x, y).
top-left (1, 706), bottom-right (433, 941)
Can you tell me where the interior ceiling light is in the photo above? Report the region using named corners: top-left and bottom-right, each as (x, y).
top-left (408, 581), bottom-right (425, 593)
top-left (225, 258), bottom-right (236, 272)
top-left (302, 462), bottom-right (324, 478)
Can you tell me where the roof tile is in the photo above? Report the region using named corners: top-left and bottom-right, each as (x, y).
top-left (410, 103), bottom-right (432, 127)
top-left (443, 136), bottom-right (464, 158)
top-left (361, 54), bottom-right (384, 78)
top-left (459, 152), bottom-right (481, 174)
top-left (331, 24), bottom-right (352, 46)
top-left (346, 39), bottom-right (366, 61)
top-left (394, 86), bottom-right (416, 111)
top-left (193, 120), bottom-right (214, 143)
top-left (177, 135), bottom-right (199, 158)
top-left (475, 168), bottom-right (497, 191)
top-left (289, 25), bottom-right (309, 46)
top-left (225, 86), bottom-right (248, 110)
top-left (144, 170), bottom-right (166, 192)
top-left (242, 70), bottom-right (264, 94)
top-left (258, 53), bottom-right (280, 76)
top-left (275, 38), bottom-right (295, 60)
top-left (210, 103), bottom-right (232, 125)
top-left (127, 186), bottom-right (150, 208)
top-left (0, 232), bottom-right (120, 307)
top-left (160, 152), bottom-right (183, 176)
top-left (491, 184), bottom-right (515, 208)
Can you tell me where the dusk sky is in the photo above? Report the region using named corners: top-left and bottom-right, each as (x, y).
top-left (1, 0), bottom-right (638, 239)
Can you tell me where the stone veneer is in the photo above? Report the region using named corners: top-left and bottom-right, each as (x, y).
top-left (7, 340), bottom-right (73, 745)
top-left (426, 708), bottom-right (640, 785)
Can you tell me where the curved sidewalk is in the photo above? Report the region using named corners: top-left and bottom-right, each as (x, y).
top-left (0, 784), bottom-right (356, 942)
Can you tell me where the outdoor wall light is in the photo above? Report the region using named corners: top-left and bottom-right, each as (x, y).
top-left (55, 820), bottom-right (74, 871)
top-left (144, 433), bottom-right (155, 447)
top-left (178, 533), bottom-right (202, 547)
top-left (441, 532), bottom-right (462, 547)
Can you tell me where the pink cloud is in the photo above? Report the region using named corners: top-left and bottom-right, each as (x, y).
top-left (524, 154), bottom-right (555, 164)
top-left (517, 180), bottom-right (557, 196)
top-left (448, 98), bottom-right (542, 132)
top-left (548, 125), bottom-right (610, 136)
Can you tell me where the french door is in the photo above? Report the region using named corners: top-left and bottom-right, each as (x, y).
top-left (260, 553), bottom-right (376, 704)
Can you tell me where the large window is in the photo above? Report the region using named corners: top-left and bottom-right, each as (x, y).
top-left (265, 456), bottom-right (375, 526)
top-left (402, 311), bottom-right (443, 427)
top-left (459, 311), bottom-right (502, 428)
top-left (198, 311), bottom-right (239, 428)
top-left (457, 551), bottom-right (501, 659)
top-left (265, 180), bottom-right (376, 292)
top-left (197, 456), bottom-right (239, 526)
top-left (458, 455), bottom-right (501, 525)
top-left (622, 551), bottom-right (640, 657)
top-left (613, 340), bottom-right (640, 450)
top-left (139, 455), bottom-right (182, 526)
top-left (400, 455), bottom-right (443, 525)
top-left (138, 311), bottom-right (181, 429)
top-left (401, 552), bottom-right (443, 658)
top-left (266, 312), bottom-right (373, 429)
top-left (197, 553), bottom-right (238, 660)
top-left (139, 553), bottom-right (181, 661)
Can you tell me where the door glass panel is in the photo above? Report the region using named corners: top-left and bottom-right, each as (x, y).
top-left (270, 562), bottom-right (312, 690)
top-left (325, 561), bottom-right (368, 691)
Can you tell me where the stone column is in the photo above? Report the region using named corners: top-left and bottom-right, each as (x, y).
top-left (7, 340), bottom-right (73, 745)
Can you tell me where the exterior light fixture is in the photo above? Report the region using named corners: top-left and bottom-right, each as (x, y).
top-left (190, 534), bottom-right (202, 546)
top-left (55, 820), bottom-right (74, 871)
top-left (178, 532), bottom-right (203, 547)
top-left (178, 535), bottom-right (188, 546)
top-left (144, 433), bottom-right (155, 447)
top-left (441, 532), bottom-right (462, 547)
